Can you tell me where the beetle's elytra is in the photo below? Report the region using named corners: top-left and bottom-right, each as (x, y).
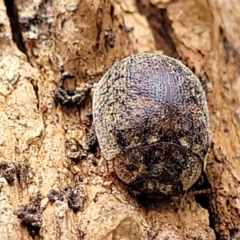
top-left (93, 53), bottom-right (210, 195)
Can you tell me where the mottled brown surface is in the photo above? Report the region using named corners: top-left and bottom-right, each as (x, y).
top-left (93, 53), bottom-right (210, 195)
top-left (0, 0), bottom-right (239, 239)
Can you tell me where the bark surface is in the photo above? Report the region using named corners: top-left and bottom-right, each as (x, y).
top-left (0, 0), bottom-right (239, 240)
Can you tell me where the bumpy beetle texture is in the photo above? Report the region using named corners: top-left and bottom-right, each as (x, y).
top-left (93, 53), bottom-right (210, 195)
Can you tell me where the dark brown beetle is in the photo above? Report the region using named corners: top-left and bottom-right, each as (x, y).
top-left (93, 53), bottom-right (210, 195)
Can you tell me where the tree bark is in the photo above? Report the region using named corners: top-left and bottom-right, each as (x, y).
top-left (0, 0), bottom-right (239, 239)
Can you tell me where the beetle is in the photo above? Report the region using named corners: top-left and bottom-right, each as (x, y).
top-left (93, 53), bottom-right (210, 195)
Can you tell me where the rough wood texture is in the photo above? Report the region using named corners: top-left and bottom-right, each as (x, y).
top-left (0, 0), bottom-right (239, 239)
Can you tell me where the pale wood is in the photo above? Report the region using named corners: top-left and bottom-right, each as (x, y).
top-left (0, 0), bottom-right (239, 239)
